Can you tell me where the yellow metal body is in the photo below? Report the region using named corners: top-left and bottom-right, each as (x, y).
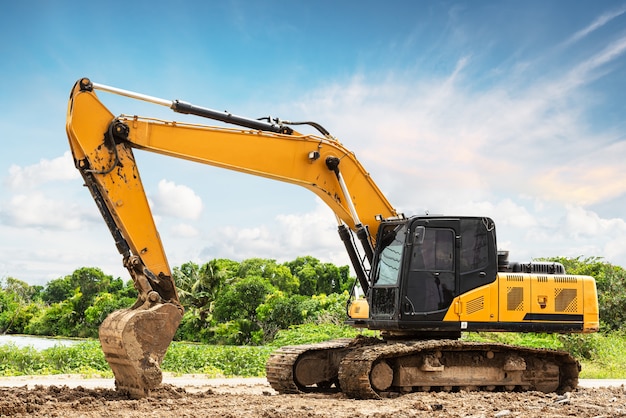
top-left (66, 93), bottom-right (171, 279)
top-left (349, 298), bottom-right (370, 319)
top-left (443, 272), bottom-right (599, 333)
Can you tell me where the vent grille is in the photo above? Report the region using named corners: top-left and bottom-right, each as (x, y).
top-left (507, 287), bottom-right (524, 311)
top-left (555, 276), bottom-right (578, 284)
top-left (466, 296), bottom-right (485, 315)
top-left (526, 262), bottom-right (566, 274)
top-left (506, 275), bottom-right (524, 282)
top-left (555, 289), bottom-right (578, 312)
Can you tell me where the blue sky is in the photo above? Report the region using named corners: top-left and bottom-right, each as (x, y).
top-left (1, 1), bottom-right (626, 285)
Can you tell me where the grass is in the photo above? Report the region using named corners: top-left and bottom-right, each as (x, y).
top-left (0, 340), bottom-right (111, 377)
top-left (0, 326), bottom-right (623, 379)
top-left (162, 343), bottom-right (273, 377)
top-left (571, 333), bottom-right (626, 378)
top-left (464, 331), bottom-right (626, 379)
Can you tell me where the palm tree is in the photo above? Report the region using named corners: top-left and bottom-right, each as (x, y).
top-left (174, 259), bottom-right (237, 320)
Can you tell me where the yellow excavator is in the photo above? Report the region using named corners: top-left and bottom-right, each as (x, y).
top-left (66, 78), bottom-right (599, 399)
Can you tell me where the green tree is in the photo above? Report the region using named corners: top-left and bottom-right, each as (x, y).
top-left (3, 277), bottom-right (40, 302)
top-left (0, 288), bottom-right (20, 333)
top-left (173, 259), bottom-right (239, 343)
top-left (84, 292), bottom-right (136, 331)
top-left (213, 276), bottom-right (275, 323)
top-left (174, 261), bottom-right (203, 308)
top-left (41, 276), bottom-right (73, 304)
top-left (31, 267), bottom-right (118, 337)
top-left (285, 256), bottom-right (351, 296)
top-left (175, 308), bottom-right (212, 343)
top-left (237, 258), bottom-right (274, 278)
top-left (0, 278), bottom-right (42, 334)
top-left (67, 267), bottom-right (112, 316)
top-left (211, 275), bottom-right (276, 344)
top-left (316, 263), bottom-right (351, 295)
top-left (115, 279), bottom-right (139, 300)
top-left (174, 259), bottom-right (236, 319)
top-left (256, 292), bottom-right (308, 341)
top-left (25, 290), bottom-right (81, 336)
top-left (236, 258), bottom-right (299, 294)
top-left (106, 277), bottom-right (124, 294)
top-left (306, 292), bottom-right (350, 324)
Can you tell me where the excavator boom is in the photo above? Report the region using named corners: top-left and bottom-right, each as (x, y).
top-left (65, 78), bottom-right (396, 397)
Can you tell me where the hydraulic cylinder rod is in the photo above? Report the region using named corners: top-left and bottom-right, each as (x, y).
top-left (90, 81), bottom-right (290, 134)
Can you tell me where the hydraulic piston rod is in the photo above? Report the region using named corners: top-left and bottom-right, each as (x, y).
top-left (88, 80), bottom-right (291, 134)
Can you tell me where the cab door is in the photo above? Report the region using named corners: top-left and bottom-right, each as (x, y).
top-left (402, 219), bottom-right (459, 321)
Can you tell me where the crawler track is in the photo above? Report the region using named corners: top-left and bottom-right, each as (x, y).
top-left (267, 338), bottom-right (579, 399)
top-left (338, 340), bottom-right (580, 399)
top-left (266, 339), bottom-right (355, 393)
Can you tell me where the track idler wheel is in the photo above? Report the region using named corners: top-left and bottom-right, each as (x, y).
top-left (99, 295), bottom-right (182, 398)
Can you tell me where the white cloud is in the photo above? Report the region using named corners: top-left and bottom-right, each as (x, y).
top-left (1, 192), bottom-right (87, 230)
top-left (603, 234), bottom-right (626, 263)
top-left (252, 31), bottom-right (626, 265)
top-left (260, 33), bottom-right (626, 268)
top-left (564, 5), bottom-right (626, 46)
top-left (274, 201), bottom-right (342, 253)
top-left (449, 199), bottom-right (537, 230)
top-left (170, 223), bottom-right (199, 238)
top-left (485, 202), bottom-right (626, 267)
top-left (5, 151), bottom-right (79, 190)
top-left (197, 199), bottom-right (349, 266)
top-left (0, 224), bottom-right (127, 286)
top-left (539, 138), bottom-right (626, 206)
top-left (561, 34), bottom-right (626, 91)
top-left (4, 5), bottom-right (626, 286)
top-left (151, 179), bottom-right (203, 220)
top-left (284, 28), bottom-right (626, 215)
top-left (564, 204), bottom-right (626, 239)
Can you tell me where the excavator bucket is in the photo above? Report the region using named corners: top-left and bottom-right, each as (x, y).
top-left (98, 302), bottom-right (182, 398)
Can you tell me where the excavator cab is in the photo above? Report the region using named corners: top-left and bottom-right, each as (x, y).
top-left (362, 216), bottom-right (498, 338)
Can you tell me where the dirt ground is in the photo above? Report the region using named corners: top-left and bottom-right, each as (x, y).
top-left (0, 375), bottom-right (623, 417)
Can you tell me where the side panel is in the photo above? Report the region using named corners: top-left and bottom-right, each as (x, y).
top-left (444, 273), bottom-right (599, 333)
top-left (498, 274), bottom-right (532, 323)
top-left (527, 275), bottom-right (583, 322)
top-left (455, 280), bottom-right (500, 324)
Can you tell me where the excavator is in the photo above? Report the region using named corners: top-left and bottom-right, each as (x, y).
top-left (65, 78), bottom-right (599, 399)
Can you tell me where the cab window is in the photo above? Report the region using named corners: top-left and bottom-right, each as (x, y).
top-left (410, 228), bottom-right (454, 272)
top-left (373, 224), bottom-right (407, 286)
top-left (460, 219), bottom-right (489, 273)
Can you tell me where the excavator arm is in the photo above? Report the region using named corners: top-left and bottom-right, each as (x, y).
top-left (65, 78), bottom-right (397, 397)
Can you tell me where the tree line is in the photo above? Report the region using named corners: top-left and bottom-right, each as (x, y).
top-left (0, 256), bottom-right (353, 345)
top-left (0, 255), bottom-right (623, 346)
